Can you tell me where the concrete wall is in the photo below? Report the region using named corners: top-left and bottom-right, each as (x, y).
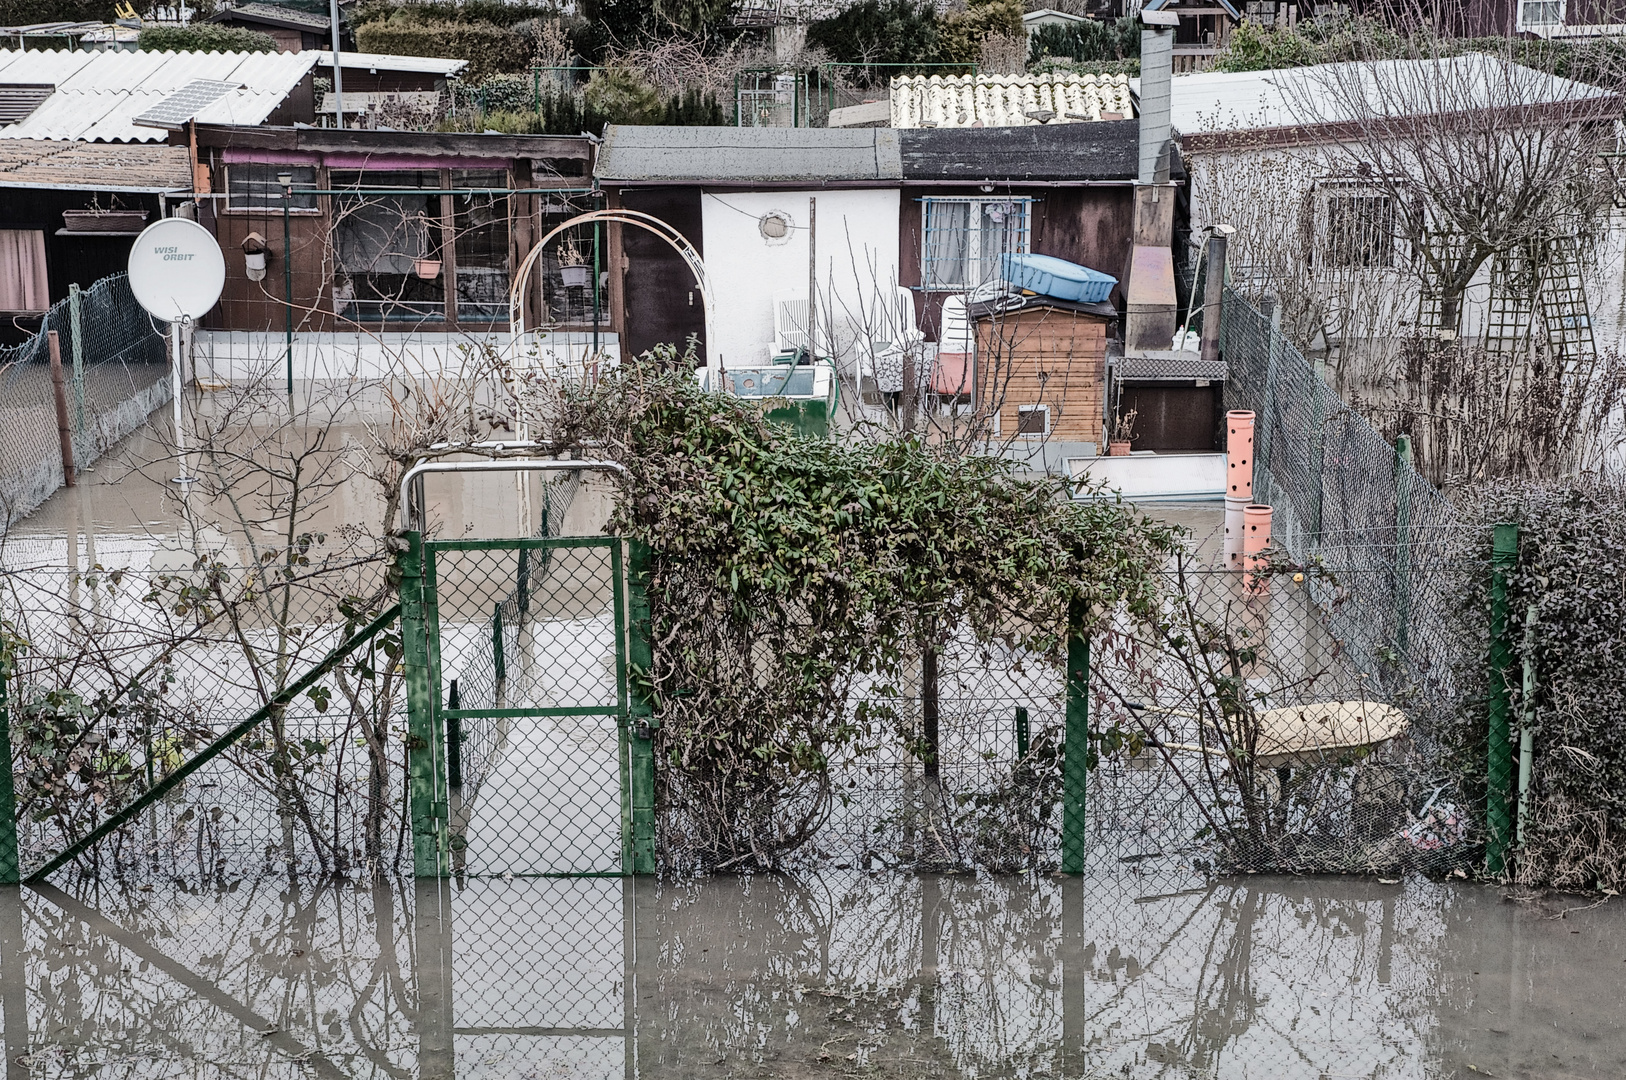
top-left (193, 329), bottom-right (620, 382)
top-left (699, 189), bottom-right (901, 370)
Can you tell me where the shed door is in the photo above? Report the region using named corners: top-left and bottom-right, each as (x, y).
top-left (620, 187), bottom-right (705, 360)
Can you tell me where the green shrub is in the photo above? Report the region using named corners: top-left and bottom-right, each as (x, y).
top-left (583, 66), bottom-right (663, 125)
top-left (1026, 16), bottom-right (1140, 67)
top-left (807, 0), bottom-right (940, 69)
top-left (934, 0), bottom-right (1023, 66)
top-left (0, 0), bottom-right (112, 25)
top-left (1030, 55), bottom-right (1140, 78)
top-left (138, 23), bottom-right (277, 53)
top-left (354, 11), bottom-right (531, 82)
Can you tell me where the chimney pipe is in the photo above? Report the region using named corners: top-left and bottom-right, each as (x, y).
top-left (1137, 10), bottom-right (1178, 185)
top-left (1199, 225), bottom-right (1234, 366)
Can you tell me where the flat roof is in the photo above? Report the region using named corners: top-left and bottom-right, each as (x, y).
top-left (596, 125), bottom-right (903, 183)
top-left (596, 121), bottom-right (1144, 185)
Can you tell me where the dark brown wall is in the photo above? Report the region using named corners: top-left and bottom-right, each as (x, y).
top-left (313, 67), bottom-right (448, 94)
top-left (900, 185), bottom-right (1135, 342)
top-left (0, 188), bottom-right (164, 345)
top-left (1116, 382), bottom-right (1222, 453)
top-left (207, 197), bottom-right (335, 334)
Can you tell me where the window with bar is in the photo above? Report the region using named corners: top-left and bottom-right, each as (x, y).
top-left (226, 165), bottom-right (318, 212)
top-left (331, 170), bottom-right (444, 323)
top-left (452, 170), bottom-right (511, 322)
top-left (1321, 187), bottom-right (1397, 270)
top-left (921, 197), bottom-right (1033, 292)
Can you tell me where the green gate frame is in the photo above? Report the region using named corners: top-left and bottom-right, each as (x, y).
top-left (397, 531), bottom-right (656, 879)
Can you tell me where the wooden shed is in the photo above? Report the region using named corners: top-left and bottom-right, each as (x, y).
top-left (970, 296), bottom-right (1114, 449)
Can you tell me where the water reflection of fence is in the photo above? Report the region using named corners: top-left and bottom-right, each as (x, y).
top-left (3, 867), bottom-right (1519, 1080)
top-left (0, 274), bottom-right (169, 527)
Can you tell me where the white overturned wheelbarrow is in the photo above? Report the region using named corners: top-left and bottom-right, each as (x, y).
top-left (1151, 700), bottom-right (1409, 768)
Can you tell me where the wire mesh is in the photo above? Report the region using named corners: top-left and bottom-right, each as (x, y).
top-left (428, 539), bottom-right (626, 876)
top-left (1, 548), bottom-right (404, 881)
top-left (0, 274), bottom-right (169, 528)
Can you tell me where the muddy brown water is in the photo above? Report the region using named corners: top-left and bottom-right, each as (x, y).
top-left (0, 870), bottom-right (1620, 1079)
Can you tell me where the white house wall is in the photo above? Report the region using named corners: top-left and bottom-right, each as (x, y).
top-left (699, 189), bottom-right (901, 370)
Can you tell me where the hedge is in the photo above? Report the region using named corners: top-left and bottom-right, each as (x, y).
top-left (138, 24), bottom-right (278, 53)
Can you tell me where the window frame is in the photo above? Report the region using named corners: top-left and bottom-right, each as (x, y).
top-left (1315, 180), bottom-right (1401, 272)
top-left (1015, 403), bottom-right (1051, 438)
top-left (919, 196), bottom-right (1035, 293)
top-left (1516, 0), bottom-right (1565, 31)
top-left (223, 163), bottom-right (322, 214)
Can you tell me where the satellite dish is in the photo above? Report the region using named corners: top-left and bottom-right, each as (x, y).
top-left (127, 217), bottom-right (226, 323)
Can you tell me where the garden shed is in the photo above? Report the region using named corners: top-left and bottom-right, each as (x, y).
top-left (970, 294), bottom-right (1113, 462)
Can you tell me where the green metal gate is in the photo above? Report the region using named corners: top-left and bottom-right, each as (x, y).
top-left (398, 531), bottom-right (655, 879)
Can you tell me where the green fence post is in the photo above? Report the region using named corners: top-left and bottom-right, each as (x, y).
top-left (1015, 706), bottom-right (1029, 761)
top-left (627, 540), bottom-right (656, 875)
top-left (0, 643), bottom-right (19, 884)
top-left (400, 531), bottom-right (447, 878)
top-left (1486, 522), bottom-right (1518, 876)
top-left (1061, 604), bottom-right (1089, 875)
top-left (1394, 435), bottom-right (1414, 658)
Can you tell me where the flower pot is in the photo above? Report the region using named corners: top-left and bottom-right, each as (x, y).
top-left (1108, 440), bottom-right (1132, 457)
top-left (559, 264), bottom-right (590, 288)
top-left (413, 258), bottom-right (442, 281)
top-left (62, 209), bottom-right (148, 233)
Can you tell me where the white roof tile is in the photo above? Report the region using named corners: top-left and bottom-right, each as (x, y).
top-left (0, 48), bottom-right (318, 142)
top-left (890, 73), bottom-right (1136, 130)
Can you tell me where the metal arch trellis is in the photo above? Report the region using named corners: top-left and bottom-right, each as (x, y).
top-left (508, 208), bottom-right (718, 374)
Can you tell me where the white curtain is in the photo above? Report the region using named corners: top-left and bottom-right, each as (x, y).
top-left (0, 230), bottom-right (48, 312)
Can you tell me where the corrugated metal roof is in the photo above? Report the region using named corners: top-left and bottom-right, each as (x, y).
top-left (314, 50), bottom-right (467, 77)
top-left (0, 48), bottom-right (317, 142)
top-left (890, 73), bottom-right (1135, 129)
top-left (1157, 52), bottom-right (1619, 137)
top-left (595, 126), bottom-right (903, 182)
top-left (0, 139), bottom-right (191, 190)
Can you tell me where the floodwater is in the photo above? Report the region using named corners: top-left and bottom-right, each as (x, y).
top-left (1, 870), bottom-right (1622, 1079)
top-left (4, 421), bottom-right (1623, 1078)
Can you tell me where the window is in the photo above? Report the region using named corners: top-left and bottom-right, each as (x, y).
top-left (1322, 188), bottom-right (1396, 269)
top-left (227, 165), bottom-right (318, 212)
top-left (331, 171), bottom-right (443, 323)
top-left (921, 197), bottom-right (1032, 291)
top-left (452, 170), bottom-right (510, 321)
top-left (538, 194), bottom-right (604, 326)
top-left (1016, 404), bottom-right (1050, 437)
top-left (1518, 0), bottom-right (1564, 29)
top-left (0, 229), bottom-right (47, 312)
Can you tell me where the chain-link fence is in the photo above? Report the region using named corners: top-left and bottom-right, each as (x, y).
top-left (0, 274), bottom-right (169, 529)
top-left (0, 544), bottom-right (402, 882)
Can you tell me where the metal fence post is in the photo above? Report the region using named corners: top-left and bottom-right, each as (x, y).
top-left (1062, 604), bottom-right (1089, 875)
top-left (68, 282), bottom-right (86, 458)
top-left (400, 531), bottom-right (447, 878)
top-left (1394, 435), bottom-right (1414, 658)
top-left (627, 540), bottom-right (656, 875)
top-left (1517, 602), bottom-right (1538, 848)
top-left (1486, 522), bottom-right (1518, 876)
top-left (0, 641), bottom-right (19, 884)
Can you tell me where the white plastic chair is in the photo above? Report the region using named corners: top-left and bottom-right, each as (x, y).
top-left (774, 294), bottom-right (812, 356)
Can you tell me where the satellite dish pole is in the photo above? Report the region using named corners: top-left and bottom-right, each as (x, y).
top-left (126, 217), bottom-right (226, 485)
